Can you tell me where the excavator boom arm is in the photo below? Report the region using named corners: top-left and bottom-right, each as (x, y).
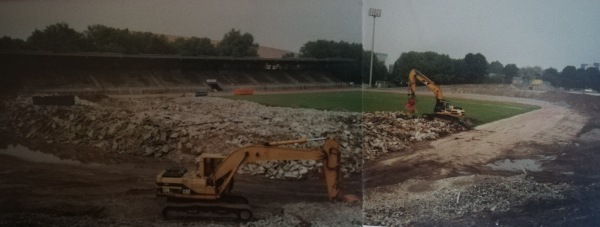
top-left (408, 69), bottom-right (444, 100)
top-left (212, 138), bottom-right (342, 201)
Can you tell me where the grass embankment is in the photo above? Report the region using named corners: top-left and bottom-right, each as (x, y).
top-left (225, 91), bottom-right (540, 125)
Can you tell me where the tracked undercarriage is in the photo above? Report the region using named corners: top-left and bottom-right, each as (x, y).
top-left (422, 113), bottom-right (474, 129)
top-left (161, 194), bottom-right (252, 221)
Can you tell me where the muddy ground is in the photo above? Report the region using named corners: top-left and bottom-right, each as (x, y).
top-left (0, 134), bottom-right (363, 226)
top-left (1, 87), bottom-right (600, 226)
top-left (363, 89), bottom-right (600, 226)
top-left (0, 94), bottom-right (363, 226)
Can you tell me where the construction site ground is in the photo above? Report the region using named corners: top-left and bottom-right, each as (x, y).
top-left (0, 93), bottom-right (363, 226)
top-left (363, 89), bottom-right (600, 226)
top-left (0, 144), bottom-right (362, 226)
top-left (1, 86), bottom-right (599, 226)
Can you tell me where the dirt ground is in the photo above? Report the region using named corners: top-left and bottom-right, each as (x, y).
top-left (0, 94), bottom-right (363, 226)
top-left (364, 89), bottom-right (600, 226)
top-left (0, 135), bottom-right (362, 226)
top-left (2, 87), bottom-right (600, 226)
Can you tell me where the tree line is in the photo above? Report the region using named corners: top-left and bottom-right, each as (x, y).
top-left (301, 43), bottom-right (600, 91)
top-left (0, 23), bottom-right (258, 57)
top-left (0, 23), bottom-right (368, 83)
top-left (390, 51), bottom-right (600, 91)
top-left (3, 23), bottom-right (597, 90)
top-left (390, 51), bottom-right (516, 85)
top-left (540, 66), bottom-right (600, 92)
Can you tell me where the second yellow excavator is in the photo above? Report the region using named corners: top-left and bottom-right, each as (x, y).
top-left (407, 69), bottom-right (471, 127)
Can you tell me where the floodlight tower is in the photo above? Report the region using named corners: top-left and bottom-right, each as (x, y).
top-left (368, 8), bottom-right (381, 88)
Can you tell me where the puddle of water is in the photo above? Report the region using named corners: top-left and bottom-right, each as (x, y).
top-left (485, 155), bottom-right (556, 172)
top-left (0, 144), bottom-right (83, 165)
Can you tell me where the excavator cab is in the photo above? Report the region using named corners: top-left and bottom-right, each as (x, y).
top-left (198, 153), bottom-right (226, 179)
top-left (434, 100), bottom-right (446, 113)
top-left (434, 100), bottom-right (464, 117)
top-left (197, 153), bottom-right (237, 193)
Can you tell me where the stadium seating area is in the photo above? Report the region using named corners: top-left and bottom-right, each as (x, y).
top-left (17, 69), bottom-right (349, 94)
top-left (3, 51), bottom-right (354, 94)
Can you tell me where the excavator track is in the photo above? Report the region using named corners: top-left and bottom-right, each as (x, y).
top-left (162, 194), bottom-right (253, 221)
top-left (422, 113), bottom-right (474, 129)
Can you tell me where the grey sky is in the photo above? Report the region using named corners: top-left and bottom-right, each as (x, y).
top-left (3, 1), bottom-right (598, 70)
top-left (0, 0), bottom-right (362, 53)
top-left (362, 0), bottom-right (600, 70)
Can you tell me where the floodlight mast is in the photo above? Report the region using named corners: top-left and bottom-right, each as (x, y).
top-left (368, 8), bottom-right (381, 88)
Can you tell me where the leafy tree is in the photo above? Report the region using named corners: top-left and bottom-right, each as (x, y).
top-left (502, 64), bottom-right (519, 84)
top-left (542, 67), bottom-right (560, 87)
top-left (391, 51), bottom-right (422, 83)
top-left (488, 61), bottom-right (504, 74)
top-left (84, 24), bottom-right (132, 53)
top-left (585, 67), bottom-right (600, 91)
top-left (217, 29), bottom-right (258, 57)
top-left (129, 31), bottom-right (172, 54)
top-left (300, 40), bottom-right (336, 58)
top-left (299, 40), bottom-right (361, 59)
top-left (462, 53), bottom-right (488, 83)
top-left (574, 68), bottom-right (587, 89)
top-left (452, 59), bottom-right (466, 84)
top-left (27, 22), bottom-right (87, 52)
top-left (427, 53), bottom-right (455, 84)
top-left (172, 37), bottom-right (216, 56)
top-left (299, 40), bottom-right (362, 83)
top-left (362, 51), bottom-right (388, 85)
top-left (0, 36), bottom-right (27, 50)
top-left (560, 66), bottom-right (578, 89)
top-left (85, 25), bottom-right (172, 54)
top-left (391, 51), bottom-right (454, 85)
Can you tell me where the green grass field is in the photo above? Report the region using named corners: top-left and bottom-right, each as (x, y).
top-left (225, 91), bottom-right (540, 125)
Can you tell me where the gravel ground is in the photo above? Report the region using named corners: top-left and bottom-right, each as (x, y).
top-left (364, 174), bottom-right (571, 226)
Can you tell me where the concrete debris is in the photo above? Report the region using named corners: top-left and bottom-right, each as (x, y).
top-left (362, 112), bottom-right (466, 160)
top-left (8, 96), bottom-right (467, 179)
top-left (8, 95), bottom-right (362, 179)
top-left (364, 174), bottom-right (571, 226)
top-left (243, 202), bottom-right (362, 227)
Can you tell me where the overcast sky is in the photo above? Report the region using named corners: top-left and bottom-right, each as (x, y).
top-left (0, 0), bottom-right (362, 54)
top-left (362, 0), bottom-right (600, 70)
top-left (2, 1), bottom-right (598, 70)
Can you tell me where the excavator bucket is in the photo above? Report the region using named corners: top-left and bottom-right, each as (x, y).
top-left (404, 96), bottom-right (417, 115)
top-left (322, 139), bottom-right (342, 201)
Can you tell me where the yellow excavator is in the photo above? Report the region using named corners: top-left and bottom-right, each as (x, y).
top-left (407, 69), bottom-right (471, 127)
top-left (155, 137), bottom-right (342, 221)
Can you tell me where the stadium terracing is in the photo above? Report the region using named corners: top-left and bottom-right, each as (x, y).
top-left (2, 50), bottom-right (357, 95)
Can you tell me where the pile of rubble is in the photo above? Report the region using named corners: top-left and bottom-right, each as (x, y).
top-left (363, 112), bottom-right (466, 160)
top-left (7, 95), bottom-right (362, 179)
top-left (364, 174), bottom-right (572, 226)
top-left (243, 202), bottom-right (362, 227)
top-left (8, 95), bottom-right (469, 179)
